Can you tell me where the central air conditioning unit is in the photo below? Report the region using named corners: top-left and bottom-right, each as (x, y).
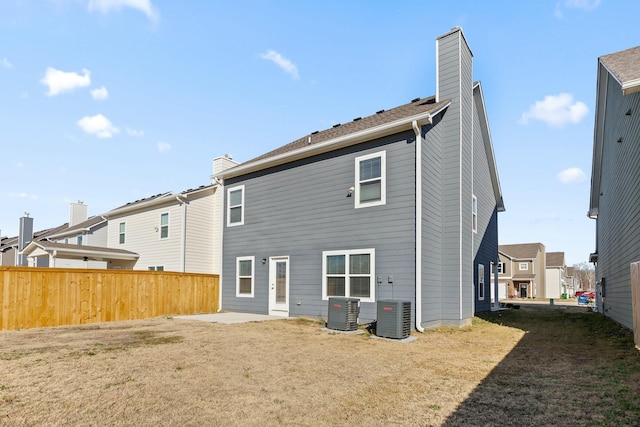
top-left (376, 300), bottom-right (411, 339)
top-left (327, 297), bottom-right (360, 331)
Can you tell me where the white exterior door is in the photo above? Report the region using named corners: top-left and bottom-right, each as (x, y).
top-left (269, 257), bottom-right (289, 316)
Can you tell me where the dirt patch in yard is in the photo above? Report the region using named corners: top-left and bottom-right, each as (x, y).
top-left (1, 308), bottom-right (639, 426)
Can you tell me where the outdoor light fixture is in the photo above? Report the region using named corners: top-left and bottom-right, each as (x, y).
top-left (626, 109), bottom-right (632, 116)
top-left (617, 137), bottom-right (623, 143)
top-left (262, 258), bottom-right (266, 264)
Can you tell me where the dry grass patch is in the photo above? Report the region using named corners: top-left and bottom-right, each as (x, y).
top-left (1, 308), bottom-right (639, 426)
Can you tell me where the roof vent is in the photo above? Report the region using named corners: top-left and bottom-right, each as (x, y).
top-left (376, 109), bottom-right (385, 114)
top-left (411, 97), bottom-right (420, 103)
top-left (311, 130), bottom-right (319, 135)
top-left (333, 123), bottom-right (341, 128)
top-left (353, 117), bottom-right (361, 121)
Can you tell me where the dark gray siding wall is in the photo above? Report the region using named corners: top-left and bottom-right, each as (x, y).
top-left (421, 115), bottom-right (444, 324)
top-left (596, 78), bottom-right (640, 330)
top-left (222, 132), bottom-right (418, 323)
top-left (436, 29), bottom-right (474, 325)
top-left (472, 95), bottom-right (499, 313)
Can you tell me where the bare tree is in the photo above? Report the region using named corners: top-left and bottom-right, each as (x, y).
top-left (572, 262), bottom-right (595, 291)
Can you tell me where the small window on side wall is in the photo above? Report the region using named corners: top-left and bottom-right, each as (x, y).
top-left (227, 186), bottom-right (245, 226)
top-left (472, 195), bottom-right (478, 233)
top-left (478, 264), bottom-right (485, 300)
top-left (119, 222), bottom-right (125, 244)
top-left (236, 256), bottom-right (254, 297)
top-left (160, 213), bottom-right (169, 238)
top-left (355, 151), bottom-right (386, 208)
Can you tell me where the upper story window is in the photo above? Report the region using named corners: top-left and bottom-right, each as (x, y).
top-left (355, 151), bottom-right (386, 208)
top-left (322, 249), bottom-right (375, 303)
top-left (472, 195), bottom-right (478, 233)
top-left (491, 262), bottom-right (505, 274)
top-left (160, 213), bottom-right (169, 238)
top-left (227, 185), bottom-right (245, 226)
top-left (519, 262), bottom-right (528, 271)
top-left (119, 222), bottom-right (125, 244)
top-left (77, 235), bottom-right (83, 245)
top-left (236, 256), bottom-right (254, 297)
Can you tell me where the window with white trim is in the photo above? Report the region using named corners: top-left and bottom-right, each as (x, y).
top-left (355, 151), bottom-right (386, 208)
top-left (322, 249), bottom-right (375, 302)
top-left (148, 266), bottom-right (164, 271)
top-left (519, 262), bottom-right (528, 271)
top-left (77, 235), bottom-right (83, 245)
top-left (119, 222), bottom-right (125, 244)
top-left (497, 262), bottom-right (505, 274)
top-left (160, 213), bottom-right (169, 238)
top-left (236, 256), bottom-right (254, 297)
top-left (478, 264), bottom-right (485, 300)
top-left (472, 195), bottom-right (478, 233)
top-left (227, 186), bottom-right (245, 226)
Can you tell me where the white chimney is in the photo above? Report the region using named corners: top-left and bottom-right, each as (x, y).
top-left (212, 154), bottom-right (239, 177)
top-left (69, 201), bottom-right (88, 227)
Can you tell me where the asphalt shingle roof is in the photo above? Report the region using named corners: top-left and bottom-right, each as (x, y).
top-left (499, 243), bottom-right (544, 260)
top-left (600, 45), bottom-right (640, 86)
top-left (546, 251), bottom-right (565, 267)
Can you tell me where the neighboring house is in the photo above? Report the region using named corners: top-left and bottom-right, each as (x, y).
top-left (588, 44), bottom-right (640, 330)
top-left (216, 28), bottom-right (504, 329)
top-left (21, 201), bottom-right (119, 268)
top-left (103, 155), bottom-right (236, 273)
top-left (493, 243), bottom-right (546, 299)
top-left (545, 252), bottom-right (566, 299)
top-left (566, 266), bottom-right (576, 297)
top-left (0, 216), bottom-right (68, 266)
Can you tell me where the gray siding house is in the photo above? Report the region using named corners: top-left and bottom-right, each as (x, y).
top-left (589, 45), bottom-right (640, 330)
top-left (217, 28), bottom-right (504, 329)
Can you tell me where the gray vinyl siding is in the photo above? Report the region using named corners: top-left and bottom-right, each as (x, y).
top-left (421, 116), bottom-right (444, 324)
top-left (222, 132), bottom-right (418, 323)
top-left (472, 94), bottom-right (499, 313)
top-left (596, 78), bottom-right (640, 330)
top-left (436, 29), bottom-right (474, 325)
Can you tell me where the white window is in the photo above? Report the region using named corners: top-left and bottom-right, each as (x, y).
top-left (478, 264), bottom-right (485, 300)
top-left (160, 213), bottom-right (169, 239)
top-left (498, 262), bottom-right (505, 274)
top-left (355, 151), bottom-right (386, 208)
top-left (119, 222), bottom-right (125, 244)
top-left (227, 186), bottom-right (245, 226)
top-left (472, 195), bottom-right (478, 233)
top-left (236, 256), bottom-right (254, 297)
top-left (77, 235), bottom-right (83, 245)
top-left (322, 249), bottom-right (375, 303)
top-left (519, 262), bottom-right (528, 271)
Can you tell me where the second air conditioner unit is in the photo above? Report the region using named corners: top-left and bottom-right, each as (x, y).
top-left (376, 300), bottom-right (411, 339)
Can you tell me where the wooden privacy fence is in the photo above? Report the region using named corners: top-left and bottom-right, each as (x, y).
top-left (632, 262), bottom-right (640, 349)
top-left (0, 267), bottom-right (219, 330)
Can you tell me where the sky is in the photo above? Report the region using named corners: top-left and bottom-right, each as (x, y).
top-left (1, 0), bottom-right (638, 266)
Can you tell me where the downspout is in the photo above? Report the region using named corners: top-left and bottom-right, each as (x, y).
top-left (176, 195), bottom-right (187, 272)
top-left (492, 257), bottom-right (500, 310)
top-left (413, 117), bottom-right (431, 333)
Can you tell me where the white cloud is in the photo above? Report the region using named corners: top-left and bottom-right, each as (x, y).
top-left (9, 192), bottom-right (38, 200)
top-left (41, 67), bottom-right (91, 96)
top-left (2, 58), bottom-right (12, 68)
top-left (91, 86), bottom-right (109, 100)
top-left (555, 0), bottom-right (600, 19)
top-left (519, 93), bottom-right (588, 127)
top-left (88, 0), bottom-right (158, 21)
top-left (126, 127), bottom-right (144, 137)
top-left (77, 114), bottom-right (119, 138)
top-left (557, 167), bottom-right (587, 184)
top-left (157, 142), bottom-right (171, 152)
top-left (260, 49), bottom-right (299, 80)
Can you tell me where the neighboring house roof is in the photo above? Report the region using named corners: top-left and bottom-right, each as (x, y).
top-left (499, 243), bottom-right (544, 260)
top-left (216, 96), bottom-right (451, 180)
top-left (546, 252), bottom-right (565, 268)
top-left (567, 266), bottom-right (575, 277)
top-left (590, 44), bottom-right (640, 216)
top-left (599, 45), bottom-right (640, 95)
top-left (106, 184), bottom-right (216, 218)
top-left (21, 241), bottom-right (139, 261)
top-left (45, 216), bottom-right (107, 240)
top-left (0, 223), bottom-right (70, 252)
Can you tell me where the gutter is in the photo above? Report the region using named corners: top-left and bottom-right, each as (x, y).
top-left (413, 116), bottom-right (433, 333)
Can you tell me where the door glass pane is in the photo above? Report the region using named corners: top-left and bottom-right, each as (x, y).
top-left (326, 255), bottom-right (345, 274)
top-left (327, 277), bottom-right (345, 296)
top-left (350, 277), bottom-right (370, 298)
top-left (360, 181), bottom-right (381, 202)
top-left (276, 261), bottom-right (286, 303)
